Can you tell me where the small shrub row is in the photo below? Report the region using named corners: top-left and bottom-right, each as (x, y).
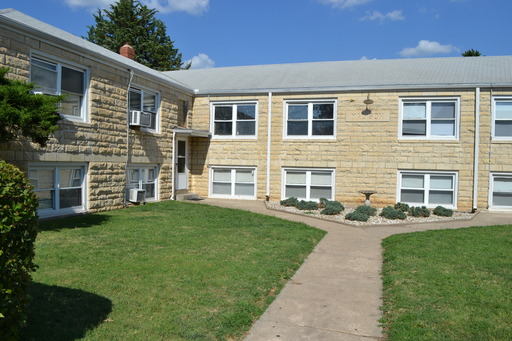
top-left (280, 197), bottom-right (345, 215)
top-left (409, 206), bottom-right (430, 217)
top-left (433, 206), bottom-right (453, 217)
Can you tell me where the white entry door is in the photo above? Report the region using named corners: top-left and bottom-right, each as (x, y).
top-left (176, 139), bottom-right (188, 190)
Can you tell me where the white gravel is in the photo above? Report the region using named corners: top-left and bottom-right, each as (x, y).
top-left (265, 201), bottom-right (474, 226)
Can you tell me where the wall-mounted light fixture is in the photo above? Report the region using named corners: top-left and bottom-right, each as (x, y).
top-left (362, 94), bottom-right (373, 115)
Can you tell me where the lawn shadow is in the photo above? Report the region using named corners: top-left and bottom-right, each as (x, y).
top-left (21, 282), bottom-right (112, 341)
top-left (39, 213), bottom-right (112, 232)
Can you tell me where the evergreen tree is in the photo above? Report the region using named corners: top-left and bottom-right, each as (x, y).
top-left (85, 0), bottom-right (187, 71)
top-left (0, 68), bottom-right (62, 147)
top-left (462, 49), bottom-right (482, 57)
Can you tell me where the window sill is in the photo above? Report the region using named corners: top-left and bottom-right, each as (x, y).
top-left (491, 139), bottom-right (512, 144)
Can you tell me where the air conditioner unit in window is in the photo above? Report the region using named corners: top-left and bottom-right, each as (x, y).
top-left (129, 110), bottom-right (152, 128)
top-left (129, 188), bottom-right (146, 203)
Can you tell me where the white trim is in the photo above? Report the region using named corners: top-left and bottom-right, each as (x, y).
top-left (283, 99), bottom-right (337, 140)
top-left (489, 173), bottom-right (512, 211)
top-left (28, 162), bottom-right (88, 218)
top-left (129, 85), bottom-right (160, 134)
top-left (209, 166), bottom-right (257, 199)
top-left (30, 51), bottom-right (90, 123)
top-left (473, 88), bottom-right (480, 211)
top-left (126, 164), bottom-right (159, 202)
top-left (397, 170), bottom-right (458, 209)
top-left (210, 101), bottom-right (258, 139)
top-left (398, 97), bottom-right (460, 140)
top-left (281, 167), bottom-right (335, 201)
top-left (266, 92), bottom-right (272, 199)
top-left (491, 96), bottom-right (512, 141)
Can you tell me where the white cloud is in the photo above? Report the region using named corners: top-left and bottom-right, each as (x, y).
top-left (63, 0), bottom-right (209, 15)
top-left (186, 53), bottom-right (215, 69)
top-left (319, 0), bottom-right (372, 10)
top-left (360, 56), bottom-right (377, 60)
top-left (360, 10), bottom-right (404, 22)
top-left (399, 40), bottom-right (459, 57)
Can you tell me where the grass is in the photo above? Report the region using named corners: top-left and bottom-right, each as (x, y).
top-left (381, 225), bottom-right (512, 340)
top-left (21, 201), bottom-right (326, 341)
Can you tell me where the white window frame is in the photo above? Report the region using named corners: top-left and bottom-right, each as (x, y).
top-left (489, 173), bottom-right (512, 210)
top-left (281, 168), bottom-right (335, 201)
top-left (492, 97), bottom-right (512, 140)
top-left (127, 165), bottom-right (159, 201)
top-left (28, 163), bottom-right (87, 218)
top-left (30, 52), bottom-right (89, 122)
top-left (399, 97), bottom-right (460, 140)
top-left (129, 86), bottom-right (160, 133)
top-left (210, 101), bottom-right (258, 139)
top-left (397, 170), bottom-right (458, 209)
top-left (284, 99), bottom-right (337, 139)
top-left (209, 166), bottom-right (257, 199)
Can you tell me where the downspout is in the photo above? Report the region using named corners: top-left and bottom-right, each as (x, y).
top-left (472, 87), bottom-right (480, 212)
top-left (125, 69), bottom-right (134, 206)
top-left (266, 92), bottom-right (272, 201)
top-left (171, 130), bottom-right (176, 200)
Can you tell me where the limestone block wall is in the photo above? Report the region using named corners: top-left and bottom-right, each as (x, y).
top-left (0, 25), bottom-right (192, 213)
top-left (188, 89), bottom-right (511, 212)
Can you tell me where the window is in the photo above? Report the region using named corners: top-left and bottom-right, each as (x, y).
top-left (211, 102), bottom-right (257, 138)
top-left (129, 88), bottom-right (159, 132)
top-left (210, 167), bottom-right (256, 198)
top-left (30, 56), bottom-right (87, 120)
top-left (490, 174), bottom-right (512, 209)
top-left (492, 98), bottom-right (512, 140)
top-left (127, 166), bottom-right (158, 201)
top-left (28, 164), bottom-right (86, 217)
top-left (285, 101), bottom-right (335, 138)
top-left (400, 98), bottom-right (459, 139)
top-left (283, 169), bottom-right (334, 201)
top-left (398, 171), bottom-right (457, 208)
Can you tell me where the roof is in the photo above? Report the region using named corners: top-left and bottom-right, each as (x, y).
top-left (163, 56), bottom-right (512, 95)
top-left (0, 8), bottom-right (193, 94)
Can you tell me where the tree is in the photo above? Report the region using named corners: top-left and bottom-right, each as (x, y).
top-left (85, 0), bottom-right (187, 71)
top-left (0, 68), bottom-right (62, 147)
top-left (462, 49), bottom-right (482, 57)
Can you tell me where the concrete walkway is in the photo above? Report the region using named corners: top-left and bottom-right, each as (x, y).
top-left (194, 199), bottom-right (512, 341)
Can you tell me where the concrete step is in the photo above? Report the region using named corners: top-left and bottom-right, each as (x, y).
top-left (175, 193), bottom-right (202, 201)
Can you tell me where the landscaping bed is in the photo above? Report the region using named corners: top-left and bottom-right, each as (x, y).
top-left (266, 200), bottom-right (474, 226)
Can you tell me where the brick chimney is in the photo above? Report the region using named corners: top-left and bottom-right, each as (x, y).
top-left (120, 43), bottom-right (135, 60)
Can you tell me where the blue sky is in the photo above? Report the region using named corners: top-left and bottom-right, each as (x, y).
top-left (2, 0), bottom-right (511, 68)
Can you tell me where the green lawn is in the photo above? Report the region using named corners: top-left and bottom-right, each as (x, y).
top-left (381, 225), bottom-right (512, 340)
top-left (21, 201), bottom-right (326, 341)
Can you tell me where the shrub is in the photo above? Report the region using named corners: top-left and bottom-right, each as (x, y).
top-left (296, 200), bottom-right (318, 211)
top-left (345, 211), bottom-right (370, 222)
top-left (409, 206), bottom-right (431, 217)
top-left (394, 202), bottom-right (410, 212)
top-left (0, 161), bottom-right (39, 340)
top-left (318, 198), bottom-right (329, 209)
top-left (354, 205), bottom-right (377, 216)
top-left (433, 206), bottom-right (454, 217)
top-left (380, 206), bottom-right (407, 220)
top-left (280, 197), bottom-right (299, 207)
top-left (320, 201), bottom-right (345, 215)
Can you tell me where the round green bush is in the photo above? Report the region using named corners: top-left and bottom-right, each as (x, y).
top-left (433, 206), bottom-right (454, 217)
top-left (280, 197), bottom-right (299, 207)
top-left (380, 206), bottom-right (407, 220)
top-left (354, 205), bottom-right (377, 216)
top-left (345, 211), bottom-right (370, 222)
top-left (320, 201), bottom-right (345, 215)
top-left (409, 206), bottom-right (431, 217)
top-left (394, 202), bottom-right (410, 212)
top-left (0, 161), bottom-right (39, 340)
top-left (296, 200), bottom-right (318, 211)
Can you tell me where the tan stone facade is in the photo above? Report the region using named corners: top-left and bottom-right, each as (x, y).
top-left (1, 10), bottom-right (511, 217)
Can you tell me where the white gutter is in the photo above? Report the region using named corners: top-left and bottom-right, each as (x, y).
top-left (171, 130), bottom-right (176, 200)
top-left (125, 69), bottom-right (134, 206)
top-left (266, 92), bottom-right (272, 200)
top-left (472, 87), bottom-right (480, 212)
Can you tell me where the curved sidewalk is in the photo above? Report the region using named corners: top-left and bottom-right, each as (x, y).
top-left (196, 199), bottom-right (512, 341)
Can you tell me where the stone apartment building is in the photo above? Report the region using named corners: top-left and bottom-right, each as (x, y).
top-left (1, 8), bottom-right (511, 218)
